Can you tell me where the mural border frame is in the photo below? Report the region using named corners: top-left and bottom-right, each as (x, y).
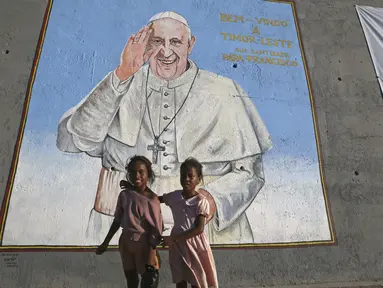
top-left (0, 0), bottom-right (337, 251)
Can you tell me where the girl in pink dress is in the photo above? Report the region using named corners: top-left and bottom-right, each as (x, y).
top-left (160, 158), bottom-right (219, 288)
top-left (95, 155), bottom-right (163, 288)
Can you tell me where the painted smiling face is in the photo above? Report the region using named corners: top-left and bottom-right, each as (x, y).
top-left (147, 18), bottom-right (196, 80)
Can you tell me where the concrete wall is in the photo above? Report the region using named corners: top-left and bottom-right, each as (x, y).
top-left (1, 0), bottom-right (383, 287)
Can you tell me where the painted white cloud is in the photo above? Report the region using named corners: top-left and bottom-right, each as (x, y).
top-left (248, 155), bottom-right (331, 243)
top-left (2, 132), bottom-right (331, 246)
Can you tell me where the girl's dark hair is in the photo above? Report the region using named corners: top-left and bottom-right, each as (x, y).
top-left (125, 155), bottom-right (155, 184)
top-left (180, 157), bottom-right (203, 182)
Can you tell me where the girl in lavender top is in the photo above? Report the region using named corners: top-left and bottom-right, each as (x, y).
top-left (161, 158), bottom-right (219, 288)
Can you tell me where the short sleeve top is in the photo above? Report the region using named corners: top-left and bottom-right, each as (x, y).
top-left (162, 190), bottom-right (210, 236)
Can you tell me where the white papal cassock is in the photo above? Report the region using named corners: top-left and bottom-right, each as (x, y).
top-left (56, 60), bottom-right (272, 245)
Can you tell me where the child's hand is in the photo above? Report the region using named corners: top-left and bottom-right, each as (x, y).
top-left (120, 180), bottom-right (134, 190)
top-left (95, 242), bottom-right (108, 255)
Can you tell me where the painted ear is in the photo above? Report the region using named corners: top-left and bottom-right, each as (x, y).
top-left (188, 35), bottom-right (196, 54)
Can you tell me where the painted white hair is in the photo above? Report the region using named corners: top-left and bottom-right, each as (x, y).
top-left (148, 11), bottom-right (192, 41)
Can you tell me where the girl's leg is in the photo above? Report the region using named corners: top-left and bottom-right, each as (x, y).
top-left (124, 269), bottom-right (139, 288)
top-left (156, 249), bottom-right (161, 268)
top-left (176, 281), bottom-right (188, 288)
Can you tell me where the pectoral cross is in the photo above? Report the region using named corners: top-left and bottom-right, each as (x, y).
top-left (147, 137), bottom-right (165, 164)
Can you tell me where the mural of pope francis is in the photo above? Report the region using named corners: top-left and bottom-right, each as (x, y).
top-left (56, 11), bottom-right (273, 245)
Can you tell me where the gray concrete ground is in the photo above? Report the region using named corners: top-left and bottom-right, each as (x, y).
top-left (2, 0), bottom-right (383, 287)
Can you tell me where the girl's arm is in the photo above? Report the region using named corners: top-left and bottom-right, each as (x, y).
top-left (146, 199), bottom-right (164, 267)
top-left (102, 221), bottom-right (120, 244)
top-left (96, 192), bottom-right (123, 254)
top-left (95, 220), bottom-right (120, 255)
top-left (172, 215), bottom-right (206, 242)
top-left (169, 197), bottom-right (210, 243)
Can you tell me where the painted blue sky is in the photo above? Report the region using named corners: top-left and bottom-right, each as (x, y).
top-left (26, 0), bottom-right (319, 160)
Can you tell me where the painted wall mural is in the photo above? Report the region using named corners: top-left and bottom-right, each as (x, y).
top-left (356, 5), bottom-right (383, 96)
top-left (0, 0), bottom-right (335, 249)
